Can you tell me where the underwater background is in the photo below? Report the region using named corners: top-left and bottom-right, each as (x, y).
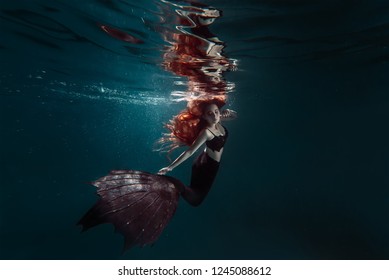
top-left (1, 0), bottom-right (388, 259)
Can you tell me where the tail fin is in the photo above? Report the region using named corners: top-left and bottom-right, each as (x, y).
top-left (78, 170), bottom-right (180, 250)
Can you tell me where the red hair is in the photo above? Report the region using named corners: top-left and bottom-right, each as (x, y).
top-left (156, 96), bottom-right (226, 156)
top-left (155, 3), bottom-right (232, 157)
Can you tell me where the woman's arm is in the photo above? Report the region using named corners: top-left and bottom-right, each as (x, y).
top-left (221, 109), bottom-right (238, 121)
top-left (158, 129), bottom-right (209, 175)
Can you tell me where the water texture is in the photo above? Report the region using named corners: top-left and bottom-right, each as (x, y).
top-left (0, 0), bottom-right (388, 259)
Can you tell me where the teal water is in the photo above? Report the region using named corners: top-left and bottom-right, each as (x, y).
top-left (1, 0), bottom-right (388, 259)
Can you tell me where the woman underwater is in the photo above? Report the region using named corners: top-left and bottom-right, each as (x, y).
top-left (78, 99), bottom-right (237, 250)
top-left (158, 100), bottom-right (236, 206)
top-left (78, 1), bottom-right (237, 251)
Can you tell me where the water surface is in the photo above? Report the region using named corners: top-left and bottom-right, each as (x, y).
top-left (0, 0), bottom-right (388, 259)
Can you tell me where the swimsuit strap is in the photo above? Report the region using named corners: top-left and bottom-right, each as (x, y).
top-left (207, 126), bottom-right (226, 137)
top-left (207, 128), bottom-right (218, 137)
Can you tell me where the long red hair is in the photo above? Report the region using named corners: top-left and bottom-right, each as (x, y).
top-left (155, 2), bottom-right (232, 158)
top-left (156, 96), bottom-right (226, 156)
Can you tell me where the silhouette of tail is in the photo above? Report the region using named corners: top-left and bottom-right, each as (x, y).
top-left (78, 170), bottom-right (180, 251)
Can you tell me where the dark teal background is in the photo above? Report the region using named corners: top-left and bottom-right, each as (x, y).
top-left (0, 0), bottom-right (388, 259)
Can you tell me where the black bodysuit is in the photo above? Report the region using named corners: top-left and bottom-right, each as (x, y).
top-left (173, 125), bottom-right (229, 206)
top-left (78, 125), bottom-right (230, 249)
top-left (206, 126), bottom-right (229, 152)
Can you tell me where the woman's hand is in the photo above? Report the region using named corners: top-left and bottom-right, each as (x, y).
top-left (221, 109), bottom-right (238, 120)
top-left (158, 166), bottom-right (173, 175)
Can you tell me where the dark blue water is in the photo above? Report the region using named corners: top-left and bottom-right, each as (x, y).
top-left (1, 0), bottom-right (388, 259)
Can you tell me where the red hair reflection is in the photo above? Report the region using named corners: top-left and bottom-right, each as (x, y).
top-left (78, 1), bottom-right (238, 250)
top-left (156, 1), bottom-right (236, 154)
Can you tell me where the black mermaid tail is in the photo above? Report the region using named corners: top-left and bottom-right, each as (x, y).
top-left (78, 152), bottom-right (220, 250)
top-left (77, 170), bottom-right (179, 250)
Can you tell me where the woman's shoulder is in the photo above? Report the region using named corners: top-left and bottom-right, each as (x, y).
top-left (217, 123), bottom-right (228, 135)
top-left (199, 127), bottom-right (214, 140)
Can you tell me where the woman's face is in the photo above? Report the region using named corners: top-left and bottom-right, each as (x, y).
top-left (202, 104), bottom-right (221, 125)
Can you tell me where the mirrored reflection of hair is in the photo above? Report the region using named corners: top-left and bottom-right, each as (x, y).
top-left (78, 0), bottom-right (239, 250)
top-left (155, 0), bottom-right (237, 156)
